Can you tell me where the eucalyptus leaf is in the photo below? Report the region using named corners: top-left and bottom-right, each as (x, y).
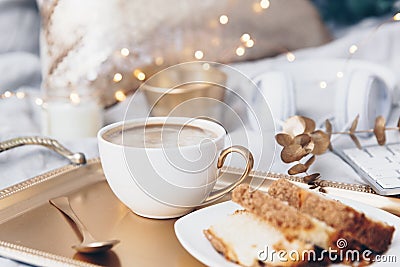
top-left (282, 116), bottom-right (306, 137)
top-left (397, 117), bottom-right (400, 132)
top-left (374, 116), bottom-right (386, 145)
top-left (303, 173), bottom-right (320, 184)
top-left (350, 114), bottom-right (359, 134)
top-left (275, 133), bottom-right (293, 147)
top-left (281, 144), bottom-right (308, 163)
top-left (293, 134), bottom-right (311, 147)
top-left (350, 134), bottom-right (362, 149)
top-left (302, 116), bottom-right (316, 134)
top-left (288, 163), bottom-right (307, 175)
top-left (310, 130), bottom-right (330, 155)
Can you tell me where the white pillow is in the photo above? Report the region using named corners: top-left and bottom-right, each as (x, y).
top-left (37, 0), bottom-right (330, 107)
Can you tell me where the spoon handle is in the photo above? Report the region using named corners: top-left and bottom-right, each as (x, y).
top-left (50, 197), bottom-right (96, 243)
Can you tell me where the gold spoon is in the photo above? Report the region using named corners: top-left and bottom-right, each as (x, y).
top-left (50, 197), bottom-right (120, 254)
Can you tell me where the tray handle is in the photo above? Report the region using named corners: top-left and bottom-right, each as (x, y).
top-left (0, 136), bottom-right (86, 165)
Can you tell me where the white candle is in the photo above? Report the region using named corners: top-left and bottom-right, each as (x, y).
top-left (42, 98), bottom-right (103, 140)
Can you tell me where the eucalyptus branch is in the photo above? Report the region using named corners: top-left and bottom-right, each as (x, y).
top-left (275, 115), bottom-right (400, 177)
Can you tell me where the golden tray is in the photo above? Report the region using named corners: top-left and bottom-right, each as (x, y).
top-left (0, 137), bottom-right (399, 267)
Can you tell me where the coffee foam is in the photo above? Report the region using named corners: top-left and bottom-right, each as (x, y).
top-left (103, 123), bottom-right (217, 148)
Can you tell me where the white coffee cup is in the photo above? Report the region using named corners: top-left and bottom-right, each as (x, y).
top-left (98, 117), bottom-right (253, 219)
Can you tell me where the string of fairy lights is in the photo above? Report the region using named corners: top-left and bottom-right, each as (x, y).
top-left (0, 1), bottom-right (399, 106)
top-left (109, 0), bottom-right (267, 103)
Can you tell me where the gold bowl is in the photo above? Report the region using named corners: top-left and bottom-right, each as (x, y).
top-left (141, 64), bottom-right (227, 118)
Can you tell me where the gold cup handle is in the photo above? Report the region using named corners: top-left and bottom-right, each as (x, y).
top-left (203, 145), bottom-right (254, 204)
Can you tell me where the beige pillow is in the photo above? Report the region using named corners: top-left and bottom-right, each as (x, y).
top-left (37, 0), bottom-right (330, 107)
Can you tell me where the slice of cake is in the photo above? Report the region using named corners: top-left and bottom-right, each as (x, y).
top-left (268, 178), bottom-right (395, 253)
top-left (231, 184), bottom-right (350, 251)
top-left (204, 210), bottom-right (312, 267)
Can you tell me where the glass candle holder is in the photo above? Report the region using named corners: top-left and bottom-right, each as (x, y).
top-left (41, 88), bottom-right (104, 140)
